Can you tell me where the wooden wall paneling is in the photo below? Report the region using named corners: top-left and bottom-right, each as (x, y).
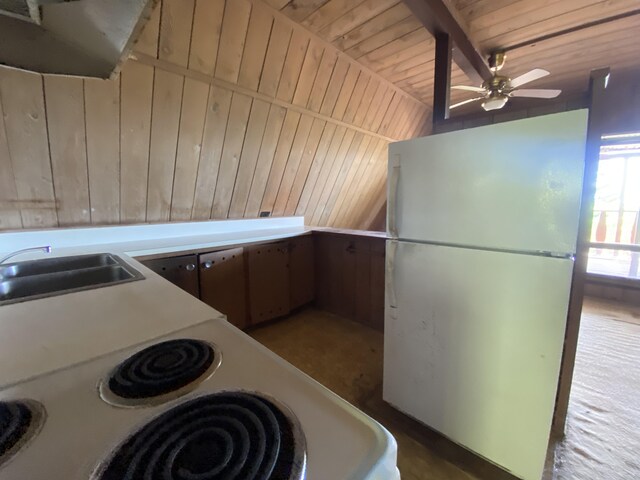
top-left (215, 0), bottom-right (252, 83)
top-left (338, 139), bottom-right (387, 227)
top-left (306, 49), bottom-right (338, 112)
top-left (237, 4), bottom-right (274, 91)
top-left (318, 0), bottom-right (400, 43)
top-left (169, 78), bottom-right (209, 220)
top-left (135, 0), bottom-right (160, 57)
top-left (331, 136), bottom-right (380, 226)
top-left (158, 0), bottom-right (195, 68)
top-left (211, 93), bottom-right (253, 218)
top-left (191, 85), bottom-right (232, 219)
top-left (120, 62), bottom-right (153, 223)
top-left (318, 57), bottom-right (350, 115)
top-left (333, 2), bottom-right (412, 52)
top-left (292, 122), bottom-right (337, 216)
top-left (282, 118), bottom-right (326, 215)
top-left (43, 76), bottom-right (91, 226)
top-left (84, 77), bottom-right (121, 224)
top-left (146, 69), bottom-right (184, 222)
top-left (189, 0), bottom-right (225, 75)
top-left (259, 110), bottom-right (301, 214)
top-left (303, 125), bottom-right (346, 223)
top-left (270, 40), bottom-right (326, 215)
top-left (0, 70), bottom-right (57, 228)
top-left (276, 29), bottom-right (311, 102)
top-left (0, 90), bottom-right (22, 229)
top-left (347, 147), bottom-right (388, 228)
top-left (378, 93), bottom-right (403, 135)
top-left (342, 75), bottom-right (370, 124)
top-left (292, 39), bottom-right (324, 107)
top-left (318, 132), bottom-right (367, 225)
top-left (357, 160), bottom-right (388, 229)
top-left (243, 105), bottom-right (287, 217)
top-left (330, 64), bottom-right (360, 119)
top-left (272, 115), bottom-right (316, 215)
top-left (326, 135), bottom-right (374, 225)
top-left (227, 99), bottom-right (271, 218)
top-left (257, 18), bottom-right (293, 97)
top-left (341, 142), bottom-right (386, 228)
top-left (258, 27), bottom-right (311, 214)
top-left (311, 129), bottom-right (357, 224)
top-left (352, 78), bottom-right (380, 127)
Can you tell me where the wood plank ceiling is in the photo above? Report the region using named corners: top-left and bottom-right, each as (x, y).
top-left (271, 0), bottom-right (640, 116)
top-left (0, 0), bottom-right (430, 231)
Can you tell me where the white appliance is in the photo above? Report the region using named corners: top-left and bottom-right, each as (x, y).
top-left (383, 109), bottom-right (589, 480)
top-left (0, 318), bottom-right (399, 479)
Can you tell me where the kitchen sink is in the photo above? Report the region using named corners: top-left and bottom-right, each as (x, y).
top-left (0, 254), bottom-right (144, 306)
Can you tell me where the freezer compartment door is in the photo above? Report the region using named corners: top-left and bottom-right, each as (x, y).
top-left (387, 109), bottom-right (588, 254)
top-left (384, 240), bottom-right (573, 480)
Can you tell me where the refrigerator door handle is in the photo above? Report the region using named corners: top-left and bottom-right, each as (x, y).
top-left (388, 154), bottom-right (401, 238)
top-left (386, 240), bottom-right (398, 309)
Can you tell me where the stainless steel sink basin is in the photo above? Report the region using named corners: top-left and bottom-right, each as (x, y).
top-left (0, 254), bottom-right (144, 306)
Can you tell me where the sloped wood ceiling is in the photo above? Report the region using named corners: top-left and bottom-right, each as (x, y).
top-left (0, 0), bottom-right (430, 231)
top-left (265, 0), bottom-right (468, 106)
top-left (447, 0), bottom-right (640, 113)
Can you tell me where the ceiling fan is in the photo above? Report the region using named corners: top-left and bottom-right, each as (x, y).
top-left (450, 52), bottom-right (561, 112)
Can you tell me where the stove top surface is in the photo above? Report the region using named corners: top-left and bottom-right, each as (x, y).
top-left (96, 392), bottom-right (305, 480)
top-left (0, 318), bottom-right (398, 480)
top-left (101, 338), bottom-right (221, 407)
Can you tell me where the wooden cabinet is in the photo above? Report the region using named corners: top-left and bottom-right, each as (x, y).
top-left (199, 248), bottom-right (247, 329)
top-left (140, 234), bottom-right (316, 330)
top-left (142, 254), bottom-right (199, 297)
top-left (289, 235), bottom-right (314, 310)
top-left (246, 241), bottom-right (290, 325)
top-left (314, 232), bottom-right (385, 332)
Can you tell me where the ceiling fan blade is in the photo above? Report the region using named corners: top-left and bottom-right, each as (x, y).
top-left (511, 88), bottom-right (561, 99)
top-left (509, 68), bottom-right (550, 88)
top-left (451, 85), bottom-right (486, 93)
top-left (450, 97), bottom-right (484, 109)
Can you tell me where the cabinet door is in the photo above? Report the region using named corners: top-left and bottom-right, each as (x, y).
top-left (199, 248), bottom-right (247, 329)
top-left (315, 234), bottom-right (356, 318)
top-left (142, 254), bottom-right (199, 297)
top-left (247, 241), bottom-right (290, 325)
top-left (289, 235), bottom-right (314, 310)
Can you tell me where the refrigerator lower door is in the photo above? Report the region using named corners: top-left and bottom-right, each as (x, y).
top-left (384, 240), bottom-right (573, 480)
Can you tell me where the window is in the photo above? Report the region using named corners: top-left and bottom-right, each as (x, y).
top-left (587, 133), bottom-right (640, 279)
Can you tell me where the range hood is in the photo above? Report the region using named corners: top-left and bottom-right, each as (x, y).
top-left (0, 0), bottom-right (156, 78)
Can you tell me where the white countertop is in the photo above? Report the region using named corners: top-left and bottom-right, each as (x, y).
top-left (0, 217), bottom-right (312, 388)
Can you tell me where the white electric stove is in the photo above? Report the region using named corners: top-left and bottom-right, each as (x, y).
top-left (0, 318), bottom-right (400, 479)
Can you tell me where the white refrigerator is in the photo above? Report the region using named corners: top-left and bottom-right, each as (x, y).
top-left (383, 109), bottom-right (589, 480)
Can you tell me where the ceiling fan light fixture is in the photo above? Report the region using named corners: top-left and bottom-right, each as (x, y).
top-left (481, 93), bottom-right (508, 111)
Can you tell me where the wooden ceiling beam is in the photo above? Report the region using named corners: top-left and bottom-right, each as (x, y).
top-left (402, 0), bottom-right (491, 84)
